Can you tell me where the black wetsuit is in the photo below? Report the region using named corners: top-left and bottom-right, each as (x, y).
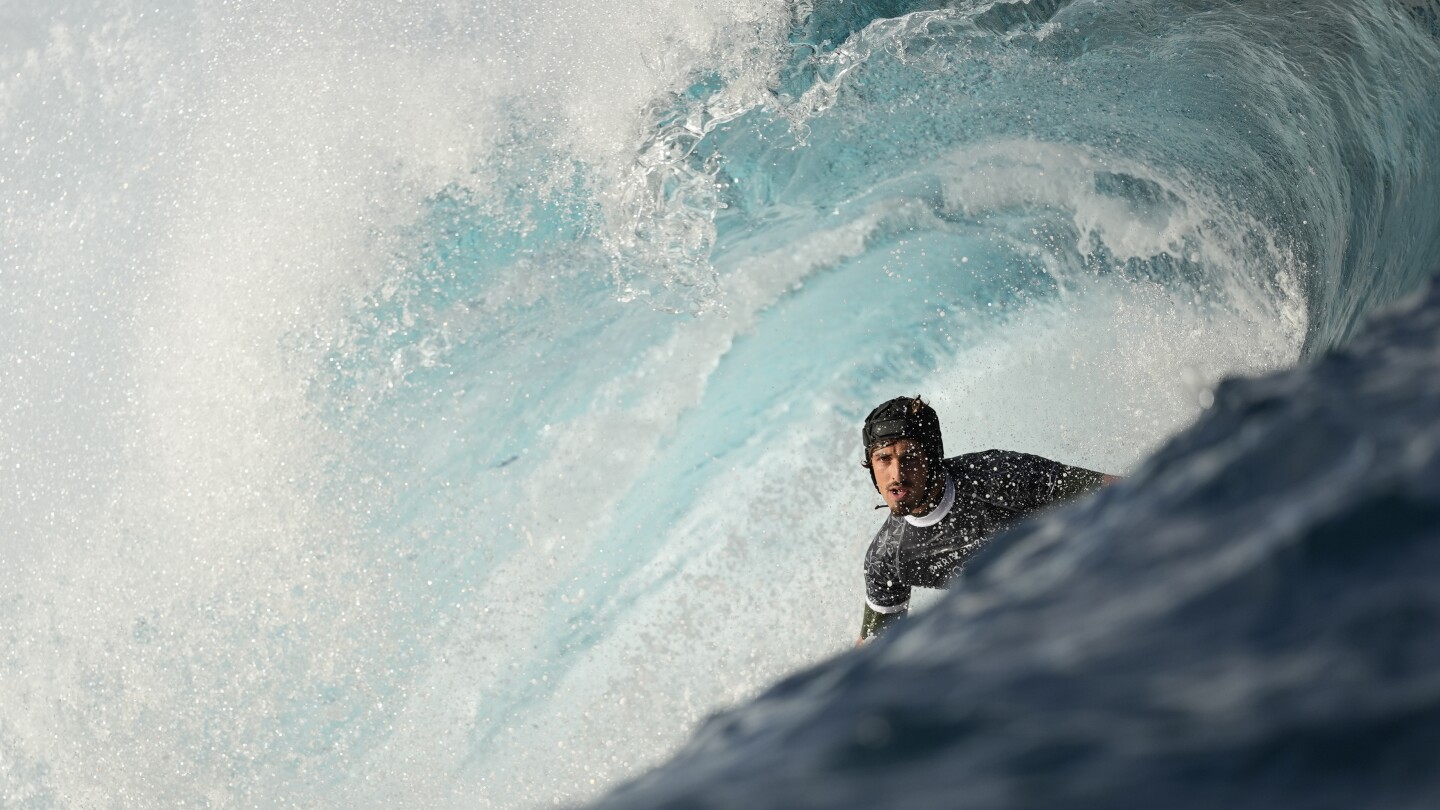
top-left (864, 450), bottom-right (1105, 615)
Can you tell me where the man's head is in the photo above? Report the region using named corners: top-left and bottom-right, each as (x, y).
top-left (862, 396), bottom-right (945, 515)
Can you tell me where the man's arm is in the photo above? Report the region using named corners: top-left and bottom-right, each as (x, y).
top-left (961, 449), bottom-right (1116, 508)
top-left (857, 603), bottom-right (907, 646)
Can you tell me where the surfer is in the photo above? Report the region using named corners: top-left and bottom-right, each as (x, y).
top-left (858, 396), bottom-right (1119, 644)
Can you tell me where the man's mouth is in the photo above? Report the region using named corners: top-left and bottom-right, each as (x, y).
top-left (888, 485), bottom-right (911, 502)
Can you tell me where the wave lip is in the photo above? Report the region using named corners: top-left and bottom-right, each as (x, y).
top-left (585, 275), bottom-right (1440, 809)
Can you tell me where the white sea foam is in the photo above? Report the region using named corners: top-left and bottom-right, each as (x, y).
top-left (0, 0), bottom-right (792, 805)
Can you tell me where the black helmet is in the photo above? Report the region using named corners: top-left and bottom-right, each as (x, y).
top-left (862, 396), bottom-right (944, 464)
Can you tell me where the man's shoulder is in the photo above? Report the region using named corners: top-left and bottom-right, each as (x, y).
top-left (942, 449), bottom-right (1011, 473)
top-left (944, 448), bottom-right (1022, 460)
top-left (943, 449), bottom-right (1055, 497)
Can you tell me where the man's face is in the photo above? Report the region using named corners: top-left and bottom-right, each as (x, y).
top-left (869, 438), bottom-right (931, 515)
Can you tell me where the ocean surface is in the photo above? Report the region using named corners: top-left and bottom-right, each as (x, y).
top-left (1, 0), bottom-right (1437, 807)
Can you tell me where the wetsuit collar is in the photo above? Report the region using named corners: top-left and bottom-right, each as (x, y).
top-left (904, 472), bottom-right (955, 527)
